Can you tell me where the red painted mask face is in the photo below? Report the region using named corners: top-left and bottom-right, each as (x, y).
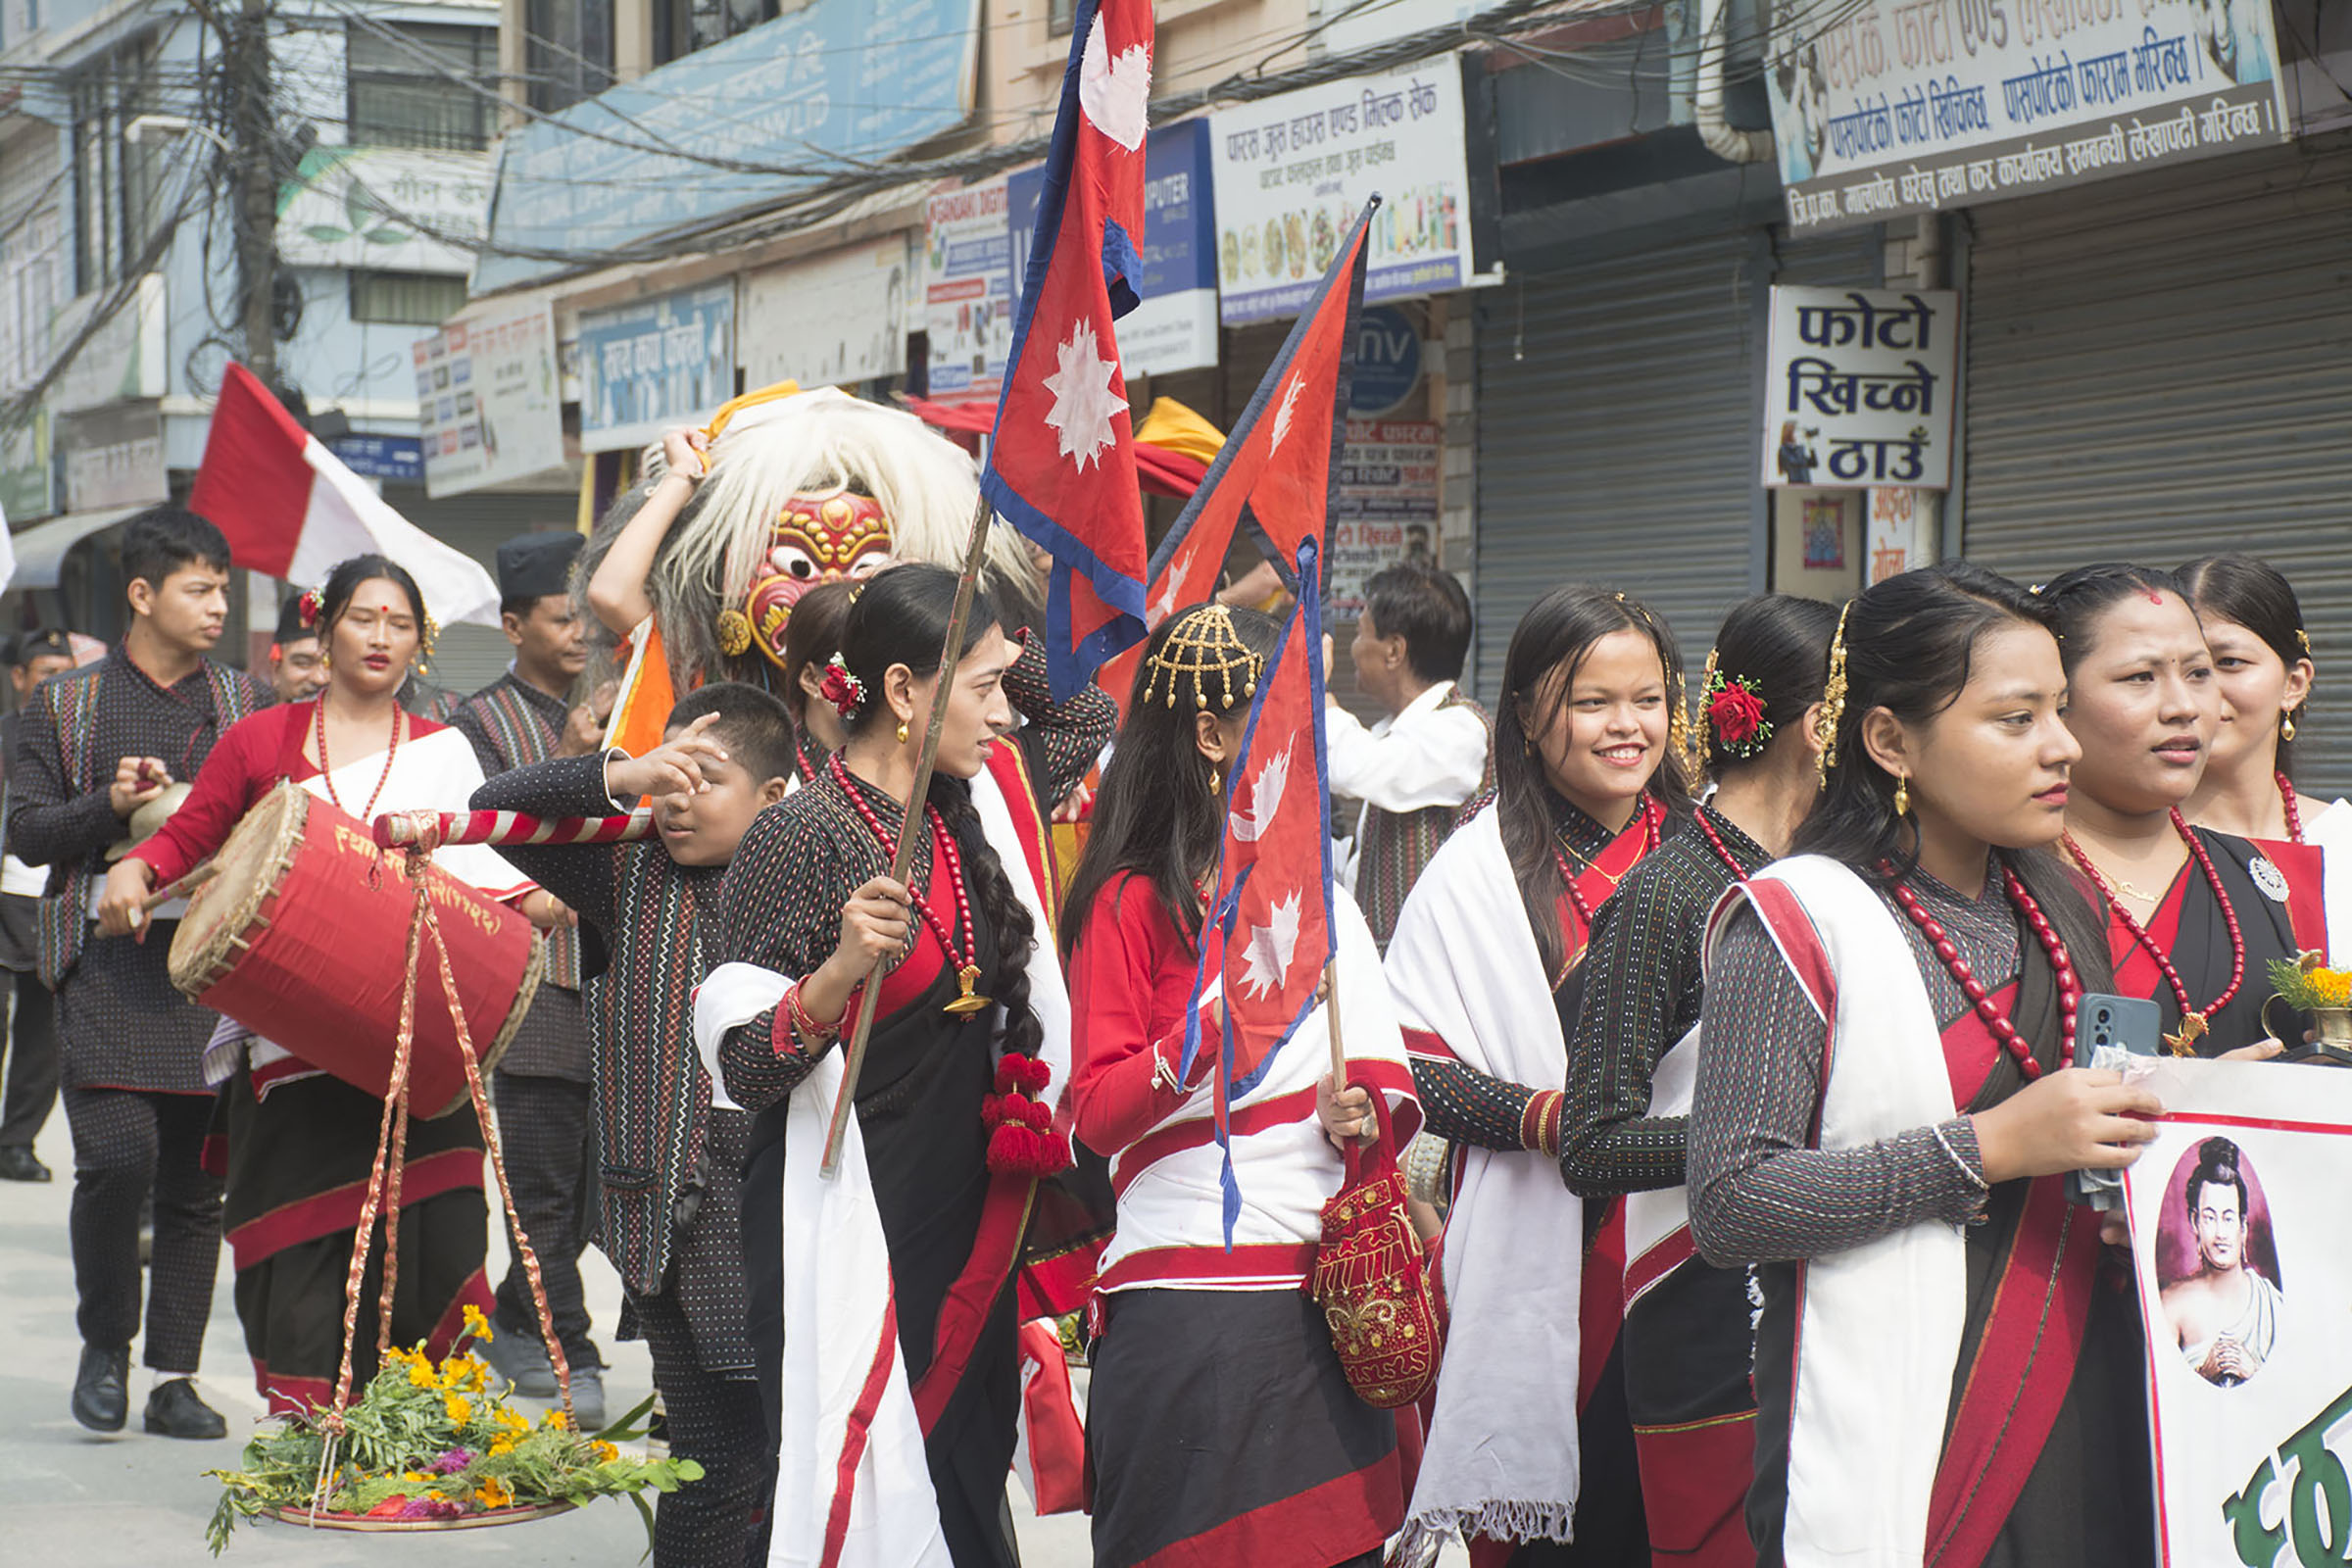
top-left (742, 490), bottom-right (893, 668)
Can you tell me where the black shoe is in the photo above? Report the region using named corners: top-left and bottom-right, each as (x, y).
top-left (143, 1377), bottom-right (227, 1439)
top-left (0, 1146), bottom-right (49, 1182)
top-left (71, 1345), bottom-right (128, 1432)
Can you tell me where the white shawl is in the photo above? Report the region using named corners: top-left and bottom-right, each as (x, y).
top-left (1385, 808), bottom-right (1583, 1558)
top-left (2305, 796), bottom-right (2352, 965)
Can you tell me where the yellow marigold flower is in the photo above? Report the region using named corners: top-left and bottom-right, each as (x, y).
top-left (407, 1359), bottom-right (437, 1389)
top-left (462, 1302), bottom-right (494, 1344)
top-left (403, 1470), bottom-right (431, 1484)
top-left (488, 1436), bottom-right (516, 1456)
top-left (543, 1408), bottom-right (570, 1430)
top-left (475, 1476), bottom-right (514, 1509)
top-left (592, 1441), bottom-right (618, 1463)
top-left (445, 1394), bottom-right (473, 1427)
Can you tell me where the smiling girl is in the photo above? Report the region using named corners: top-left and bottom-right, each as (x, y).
top-left (1386, 583), bottom-right (1690, 1566)
top-left (2041, 564), bottom-right (2327, 1056)
top-left (1688, 564), bottom-right (2156, 1566)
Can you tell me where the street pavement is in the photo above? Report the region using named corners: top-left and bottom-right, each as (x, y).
top-left (0, 1115), bottom-right (1094, 1567)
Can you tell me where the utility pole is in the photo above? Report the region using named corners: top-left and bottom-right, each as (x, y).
top-left (220, 0), bottom-right (279, 395)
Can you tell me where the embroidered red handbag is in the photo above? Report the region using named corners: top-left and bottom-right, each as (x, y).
top-left (1310, 1088), bottom-right (1443, 1409)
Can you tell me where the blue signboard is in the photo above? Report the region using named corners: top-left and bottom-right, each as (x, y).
top-left (329, 434), bottom-right (426, 483)
top-left (1007, 117), bottom-right (1219, 377)
top-left (576, 281), bottom-right (737, 454)
top-left (1348, 306), bottom-right (1421, 415)
top-left (478, 0), bottom-right (982, 293)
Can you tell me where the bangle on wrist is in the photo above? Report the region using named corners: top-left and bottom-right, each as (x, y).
top-left (1521, 1089), bottom-right (1565, 1160)
top-left (1934, 1119), bottom-right (1990, 1193)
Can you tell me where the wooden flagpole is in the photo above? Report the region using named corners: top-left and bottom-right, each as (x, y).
top-left (819, 490), bottom-right (997, 1178)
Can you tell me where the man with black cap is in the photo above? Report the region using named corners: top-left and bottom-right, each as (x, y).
top-left (265, 597), bottom-right (326, 705)
top-left (448, 528), bottom-right (607, 1422)
top-left (0, 629), bottom-right (78, 1182)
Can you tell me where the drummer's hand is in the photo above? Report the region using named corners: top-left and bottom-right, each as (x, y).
top-left (558, 703), bottom-right (604, 758)
top-left (109, 757), bottom-right (171, 818)
top-left (97, 858), bottom-right (156, 941)
top-left (609, 713), bottom-right (729, 798)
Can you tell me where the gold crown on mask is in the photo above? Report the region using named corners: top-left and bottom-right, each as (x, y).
top-left (1145, 605), bottom-right (1263, 711)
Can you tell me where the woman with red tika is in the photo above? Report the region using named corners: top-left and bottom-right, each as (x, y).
top-left (1385, 583), bottom-right (1692, 1566)
top-left (1689, 563), bottom-right (2157, 1565)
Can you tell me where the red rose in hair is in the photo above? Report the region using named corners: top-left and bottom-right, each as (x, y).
top-left (1707, 682), bottom-right (1768, 747)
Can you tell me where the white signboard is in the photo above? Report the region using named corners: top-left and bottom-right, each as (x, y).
top-left (923, 176), bottom-right (1011, 403)
top-left (416, 298), bottom-right (565, 498)
top-left (1765, 0), bottom-right (2289, 232)
top-left (2120, 1056), bottom-right (2352, 1567)
top-left (1210, 55), bottom-right (1497, 324)
top-left (276, 147), bottom-right (490, 274)
top-left (1330, 418), bottom-right (1441, 617)
top-left (741, 235), bottom-right (911, 391)
top-left (50, 272), bottom-right (165, 415)
top-left (1763, 286), bottom-right (1959, 490)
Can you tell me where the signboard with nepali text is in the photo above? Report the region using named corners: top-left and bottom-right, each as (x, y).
top-left (923, 176), bottom-right (1012, 404)
top-left (2120, 1055), bottom-right (2352, 1566)
top-left (1762, 286), bottom-right (1958, 490)
top-left (577, 282), bottom-right (736, 455)
top-left (1330, 418), bottom-right (1441, 618)
top-left (416, 298), bottom-right (564, 496)
top-left (1764, 0), bottom-right (2289, 233)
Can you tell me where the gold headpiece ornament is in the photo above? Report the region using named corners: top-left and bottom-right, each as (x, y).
top-left (2298, 627), bottom-right (2314, 657)
top-left (1145, 605), bottom-right (1263, 711)
top-left (1688, 645), bottom-right (1721, 776)
top-left (1815, 600), bottom-right (1853, 789)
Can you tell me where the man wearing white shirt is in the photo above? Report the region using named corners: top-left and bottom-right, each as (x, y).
top-left (1327, 564), bottom-right (1491, 949)
top-left (0, 629), bottom-right (76, 1181)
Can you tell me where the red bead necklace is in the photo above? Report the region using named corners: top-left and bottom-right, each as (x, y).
top-left (2278, 771), bottom-right (2305, 844)
top-left (2062, 809), bottom-right (2244, 1054)
top-left (313, 698), bottom-right (403, 824)
top-left (1884, 861), bottom-right (2080, 1080)
top-left (1694, 806), bottom-right (1752, 882)
top-left (1550, 796), bottom-right (1665, 935)
top-left (829, 755), bottom-right (989, 1016)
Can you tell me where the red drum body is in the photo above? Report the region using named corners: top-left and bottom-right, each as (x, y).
top-left (170, 783), bottom-right (545, 1118)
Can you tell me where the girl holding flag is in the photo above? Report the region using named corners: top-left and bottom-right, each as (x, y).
top-left (1062, 601), bottom-right (1420, 1568)
top-left (1385, 583), bottom-right (1692, 1566)
top-left (700, 564), bottom-right (1102, 1568)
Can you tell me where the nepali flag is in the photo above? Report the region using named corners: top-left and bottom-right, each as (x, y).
top-left (1144, 197), bottom-right (1377, 625)
top-left (189, 364), bottom-right (501, 626)
top-left (1183, 539), bottom-right (1339, 1238)
top-left (979, 0), bottom-right (1154, 699)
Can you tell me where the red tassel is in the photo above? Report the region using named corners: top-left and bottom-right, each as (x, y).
top-left (1021, 1096), bottom-right (1054, 1132)
top-left (1000, 1054), bottom-right (1051, 1093)
top-left (994, 1057), bottom-right (1023, 1095)
top-left (980, 1093), bottom-right (1005, 1128)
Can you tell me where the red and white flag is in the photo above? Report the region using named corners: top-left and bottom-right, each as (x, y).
top-left (189, 364), bottom-right (500, 625)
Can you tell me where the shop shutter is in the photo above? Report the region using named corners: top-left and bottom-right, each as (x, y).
top-left (390, 488), bottom-right (581, 702)
top-left (1963, 132), bottom-right (2352, 796)
top-left (1470, 225), bottom-right (1880, 702)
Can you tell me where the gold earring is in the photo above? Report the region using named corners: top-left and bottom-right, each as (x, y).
top-left (897, 718), bottom-right (910, 745)
top-left (1208, 765), bottom-right (1221, 796)
top-left (2282, 710), bottom-right (2298, 741)
top-left (1893, 773), bottom-right (1910, 817)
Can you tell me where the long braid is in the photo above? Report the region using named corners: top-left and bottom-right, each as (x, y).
top-left (930, 776), bottom-right (1043, 1062)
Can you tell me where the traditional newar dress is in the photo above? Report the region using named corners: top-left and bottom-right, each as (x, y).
top-left (1069, 869), bottom-right (1421, 1568)
top-left (1559, 804), bottom-right (1765, 1568)
top-left (2086, 826), bottom-right (2328, 1056)
top-left (1385, 794), bottom-right (1666, 1567)
top-left (701, 749), bottom-right (1085, 1568)
top-left (130, 701), bottom-right (527, 1409)
top-left (1690, 857), bottom-right (2151, 1567)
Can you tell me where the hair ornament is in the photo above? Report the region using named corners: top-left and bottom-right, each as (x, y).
top-left (297, 587), bottom-right (323, 629)
top-left (2298, 627), bottom-right (2314, 656)
top-left (1704, 665), bottom-right (1776, 760)
top-left (1815, 600), bottom-right (1853, 787)
top-left (818, 653), bottom-right (866, 719)
top-left (1145, 605), bottom-right (1263, 711)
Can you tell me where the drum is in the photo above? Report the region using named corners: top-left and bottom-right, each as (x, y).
top-left (170, 782), bottom-right (546, 1118)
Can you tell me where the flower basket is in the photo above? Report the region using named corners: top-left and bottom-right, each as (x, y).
top-left (2266, 952), bottom-right (2352, 1065)
top-left (207, 1307), bottom-right (700, 1553)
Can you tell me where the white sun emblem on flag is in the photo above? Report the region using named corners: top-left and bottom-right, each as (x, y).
top-left (1241, 887), bottom-right (1303, 1000)
top-left (1230, 744), bottom-right (1291, 842)
top-left (1148, 568), bottom-right (1181, 626)
top-left (1269, 372), bottom-right (1304, 454)
top-left (1042, 318), bottom-right (1125, 472)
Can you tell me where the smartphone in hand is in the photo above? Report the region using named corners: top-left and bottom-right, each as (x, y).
top-left (2072, 992), bottom-right (2163, 1208)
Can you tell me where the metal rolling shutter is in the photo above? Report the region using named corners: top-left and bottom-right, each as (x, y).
top-left (1963, 133), bottom-right (2352, 795)
top-left (1470, 225), bottom-right (1881, 701)
top-left (391, 488), bottom-right (580, 700)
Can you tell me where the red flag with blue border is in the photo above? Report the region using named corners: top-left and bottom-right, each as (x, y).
top-left (979, 0), bottom-right (1154, 699)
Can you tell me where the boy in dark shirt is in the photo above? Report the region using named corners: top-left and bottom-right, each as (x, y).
top-left (471, 681), bottom-right (794, 1568)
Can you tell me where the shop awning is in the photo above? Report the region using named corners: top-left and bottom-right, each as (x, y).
top-left (10, 506), bottom-right (140, 589)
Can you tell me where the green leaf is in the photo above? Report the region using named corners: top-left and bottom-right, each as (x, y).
top-left (344, 178), bottom-right (371, 227)
top-left (595, 1394), bottom-right (660, 1442)
top-left (630, 1490), bottom-right (658, 1559)
top-left (363, 226), bottom-right (408, 245)
top-left (303, 224), bottom-right (350, 245)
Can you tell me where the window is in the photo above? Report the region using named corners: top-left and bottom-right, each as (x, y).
top-left (1050, 0), bottom-right (1074, 36)
top-left (347, 22), bottom-right (498, 150)
top-left (653, 0), bottom-right (781, 67)
top-left (0, 208), bottom-right (62, 391)
top-left (525, 0), bottom-right (614, 115)
top-left (350, 270), bottom-right (467, 326)
top-left (69, 34), bottom-right (167, 295)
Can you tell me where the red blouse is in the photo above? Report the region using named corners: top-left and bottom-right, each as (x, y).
top-left (1065, 869), bottom-right (1215, 1156)
top-left (130, 702), bottom-right (443, 887)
